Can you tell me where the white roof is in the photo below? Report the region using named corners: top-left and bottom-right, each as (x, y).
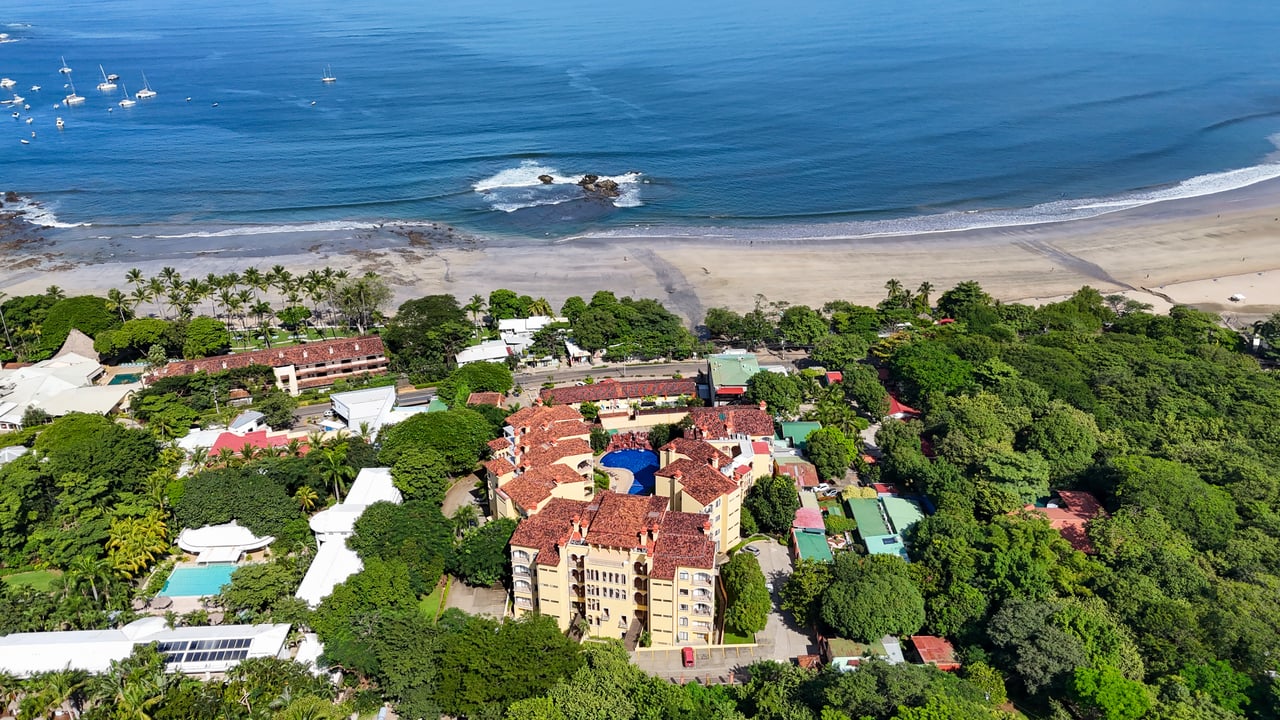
top-left (565, 339), bottom-right (591, 358)
top-left (177, 521), bottom-right (274, 555)
top-left (230, 410), bottom-right (265, 431)
top-left (178, 428), bottom-right (225, 453)
top-left (497, 316), bottom-right (564, 335)
top-left (0, 352), bottom-right (132, 425)
top-left (0, 445), bottom-right (29, 465)
top-left (309, 504), bottom-right (366, 535)
top-left (455, 340), bottom-right (511, 366)
top-left (329, 385), bottom-right (396, 408)
top-left (345, 467), bottom-right (401, 505)
top-left (0, 619), bottom-right (290, 677)
top-left (295, 538), bottom-right (363, 608)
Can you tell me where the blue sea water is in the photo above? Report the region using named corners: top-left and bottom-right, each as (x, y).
top-left (1, 0), bottom-right (1279, 240)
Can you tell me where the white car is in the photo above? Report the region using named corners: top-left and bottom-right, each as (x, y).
top-left (743, 545), bottom-right (761, 557)
top-left (765, 581), bottom-right (774, 592)
top-left (815, 483), bottom-right (832, 493)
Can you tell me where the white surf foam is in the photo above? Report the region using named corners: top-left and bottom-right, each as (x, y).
top-left (145, 221), bottom-right (381, 239)
top-left (474, 160), bottom-right (643, 212)
top-left (7, 196), bottom-right (91, 228)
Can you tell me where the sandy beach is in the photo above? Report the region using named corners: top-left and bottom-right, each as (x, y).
top-left (4, 177), bottom-right (1280, 325)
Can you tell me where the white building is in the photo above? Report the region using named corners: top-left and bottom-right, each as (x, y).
top-left (0, 353), bottom-right (140, 432)
top-left (326, 385), bottom-right (427, 437)
top-left (295, 468), bottom-right (402, 607)
top-left (176, 521), bottom-right (274, 564)
top-left (0, 616), bottom-right (291, 677)
top-left (455, 316), bottom-right (568, 367)
top-left (0, 444), bottom-right (29, 467)
top-left (455, 339), bottom-right (512, 367)
top-left (229, 410), bottom-right (267, 435)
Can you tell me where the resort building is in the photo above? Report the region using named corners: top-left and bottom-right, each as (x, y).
top-left (0, 616), bottom-right (291, 677)
top-left (706, 351), bottom-right (761, 404)
top-left (327, 385), bottom-right (429, 437)
top-left (539, 378), bottom-right (698, 411)
top-left (654, 437), bottom-right (748, 551)
top-left (0, 352), bottom-right (141, 432)
top-left (686, 405), bottom-right (777, 448)
top-left (153, 336), bottom-right (388, 396)
top-left (176, 521), bottom-right (274, 564)
top-left (508, 490), bottom-right (718, 647)
top-left (489, 463), bottom-right (593, 519)
top-left (485, 405), bottom-right (594, 517)
top-left (295, 467), bottom-right (402, 607)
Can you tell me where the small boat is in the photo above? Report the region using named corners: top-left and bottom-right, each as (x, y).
top-left (23, 104), bottom-right (30, 110)
top-left (64, 77), bottom-right (85, 106)
top-left (25, 117), bottom-right (32, 124)
top-left (19, 139), bottom-right (28, 144)
top-left (30, 85), bottom-right (40, 92)
top-left (135, 71), bottom-right (156, 99)
top-left (56, 117), bottom-right (64, 129)
top-left (321, 65), bottom-right (336, 83)
top-left (211, 102), bottom-right (219, 107)
top-left (118, 85), bottom-right (136, 107)
top-left (107, 73), bottom-right (119, 82)
top-left (59, 56), bottom-right (73, 74)
top-left (10, 94), bottom-right (24, 104)
top-left (10, 111), bottom-right (18, 118)
top-left (96, 65), bottom-right (117, 91)
top-left (0, 78), bottom-right (15, 89)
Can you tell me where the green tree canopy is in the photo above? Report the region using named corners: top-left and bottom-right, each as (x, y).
top-left (744, 474), bottom-right (801, 535)
top-left (378, 407), bottom-right (495, 474)
top-left (450, 517), bottom-right (517, 587)
top-left (722, 552), bottom-right (770, 634)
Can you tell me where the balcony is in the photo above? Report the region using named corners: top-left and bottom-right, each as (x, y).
top-left (513, 565), bottom-right (531, 577)
top-left (693, 573), bottom-right (713, 586)
top-left (514, 598), bottom-right (534, 610)
top-left (692, 605), bottom-right (713, 617)
top-left (692, 589), bottom-right (712, 600)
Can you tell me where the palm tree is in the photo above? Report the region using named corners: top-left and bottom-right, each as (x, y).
top-left (884, 278), bottom-right (904, 301)
top-left (45, 285), bottom-right (65, 301)
top-left (158, 266), bottom-right (180, 287)
top-left (319, 444), bottom-right (355, 504)
top-left (528, 297), bottom-right (554, 317)
top-left (916, 281), bottom-right (935, 311)
top-left (214, 446), bottom-right (238, 467)
top-left (285, 438), bottom-right (305, 457)
top-left (125, 267), bottom-right (144, 289)
top-left (451, 505), bottom-right (479, 538)
top-left (294, 486), bottom-right (319, 512)
top-left (189, 447), bottom-right (209, 471)
top-left (67, 554), bottom-right (108, 604)
top-left (146, 277), bottom-right (168, 319)
top-left (106, 288), bottom-right (130, 323)
top-left (242, 266), bottom-right (267, 302)
top-left (464, 294), bottom-right (486, 338)
top-left (0, 291), bottom-right (14, 353)
top-left (129, 286), bottom-right (153, 316)
top-left (239, 443), bottom-right (259, 463)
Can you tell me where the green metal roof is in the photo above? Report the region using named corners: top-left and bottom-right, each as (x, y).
top-left (792, 529), bottom-right (834, 562)
top-left (847, 498), bottom-right (891, 538)
top-left (426, 397), bottom-right (449, 412)
top-left (708, 353), bottom-right (761, 388)
top-left (865, 533), bottom-right (909, 559)
top-left (779, 421), bottom-right (822, 451)
top-left (882, 496), bottom-right (924, 535)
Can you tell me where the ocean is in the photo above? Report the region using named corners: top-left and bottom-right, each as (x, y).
top-left (2, 0), bottom-right (1280, 243)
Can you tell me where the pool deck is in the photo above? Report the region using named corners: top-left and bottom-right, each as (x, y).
top-left (599, 462), bottom-right (637, 494)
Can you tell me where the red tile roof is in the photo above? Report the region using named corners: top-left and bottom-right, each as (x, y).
top-left (910, 635), bottom-right (960, 671)
top-left (539, 378), bottom-right (697, 405)
top-left (488, 437), bottom-right (511, 452)
top-left (655, 458), bottom-right (739, 506)
top-left (501, 465), bottom-right (588, 513)
top-left (1022, 490), bottom-right (1106, 553)
top-left (517, 438), bottom-right (593, 471)
top-left (651, 510), bottom-right (717, 579)
top-left (156, 336), bottom-right (385, 378)
top-left (585, 492), bottom-right (669, 550)
top-left (776, 460), bottom-right (819, 488)
top-left (519, 421), bottom-right (593, 449)
top-left (467, 391), bottom-right (504, 407)
top-left (793, 507), bottom-right (825, 531)
top-left (825, 371), bottom-right (843, 385)
top-left (688, 406), bottom-right (775, 440)
top-left (506, 404), bottom-right (584, 429)
top-left (660, 437), bottom-right (730, 468)
top-left (888, 394), bottom-right (919, 418)
top-left (483, 458), bottom-right (516, 477)
top-left (210, 431), bottom-right (308, 455)
top-left (510, 498), bottom-right (592, 567)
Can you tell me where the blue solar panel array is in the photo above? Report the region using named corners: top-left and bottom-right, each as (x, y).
top-left (157, 637), bottom-right (252, 664)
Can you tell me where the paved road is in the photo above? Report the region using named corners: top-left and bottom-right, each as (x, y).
top-left (744, 539), bottom-right (818, 661)
top-left (443, 473), bottom-right (483, 520)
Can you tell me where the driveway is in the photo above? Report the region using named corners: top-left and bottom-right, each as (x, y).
top-left (633, 645), bottom-right (761, 683)
top-left (442, 473), bottom-right (483, 519)
top-left (444, 580), bottom-right (508, 620)
top-left (742, 539), bottom-right (818, 661)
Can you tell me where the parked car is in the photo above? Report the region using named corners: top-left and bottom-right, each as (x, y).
top-left (743, 545), bottom-right (761, 557)
top-left (322, 409), bottom-right (334, 418)
top-left (682, 646), bottom-right (696, 667)
top-left (765, 581), bottom-right (774, 592)
top-left (815, 483), bottom-right (832, 493)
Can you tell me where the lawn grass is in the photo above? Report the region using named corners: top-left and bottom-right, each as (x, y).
top-left (1, 569), bottom-right (61, 592)
top-left (723, 630), bottom-right (756, 644)
top-left (420, 577), bottom-right (451, 623)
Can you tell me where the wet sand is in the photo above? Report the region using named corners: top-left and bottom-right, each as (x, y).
top-left (3, 177), bottom-right (1280, 324)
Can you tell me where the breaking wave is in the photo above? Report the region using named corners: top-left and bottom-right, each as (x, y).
top-left (474, 160), bottom-right (643, 213)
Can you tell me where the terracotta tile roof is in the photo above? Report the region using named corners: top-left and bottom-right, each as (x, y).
top-left (518, 438), bottom-right (593, 471)
top-left (467, 391), bottom-right (504, 407)
top-left (155, 336), bottom-right (385, 378)
top-left (483, 458), bottom-right (516, 477)
top-left (488, 438), bottom-right (511, 452)
top-left (655, 458), bottom-right (739, 506)
top-left (539, 378), bottom-right (697, 405)
top-left (660, 437), bottom-right (730, 468)
top-left (584, 491), bottom-right (669, 549)
top-left (688, 405), bottom-right (775, 439)
top-left (910, 636), bottom-right (961, 671)
top-left (775, 459), bottom-right (819, 488)
top-left (1022, 490), bottom-right (1106, 553)
top-left (519, 421), bottom-right (592, 450)
top-left (506, 404), bottom-right (584, 429)
top-left (501, 465), bottom-right (587, 513)
top-left (651, 511), bottom-right (716, 579)
top-left (510, 498), bottom-right (592, 566)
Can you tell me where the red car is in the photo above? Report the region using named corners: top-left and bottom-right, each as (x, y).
top-left (681, 646), bottom-right (696, 668)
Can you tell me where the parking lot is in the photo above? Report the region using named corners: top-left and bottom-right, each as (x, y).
top-left (633, 644), bottom-right (761, 683)
top-left (741, 539), bottom-right (818, 661)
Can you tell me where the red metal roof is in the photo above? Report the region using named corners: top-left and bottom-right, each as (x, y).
top-left (793, 507), bottom-right (825, 531)
top-left (776, 460), bottom-right (819, 488)
top-left (210, 431), bottom-right (308, 455)
top-left (888, 394), bottom-right (919, 417)
top-left (910, 635), bottom-right (960, 671)
top-left (715, 386), bottom-right (746, 395)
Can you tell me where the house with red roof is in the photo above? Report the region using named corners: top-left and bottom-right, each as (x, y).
top-left (1023, 490), bottom-right (1106, 553)
top-left (910, 635), bottom-right (961, 671)
top-left (539, 378), bottom-right (697, 411)
top-left (153, 336), bottom-right (388, 396)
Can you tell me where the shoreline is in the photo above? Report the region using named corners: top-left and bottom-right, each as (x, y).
top-left (4, 177), bottom-right (1280, 324)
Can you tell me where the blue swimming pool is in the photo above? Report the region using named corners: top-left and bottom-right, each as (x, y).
top-left (159, 564), bottom-right (237, 597)
top-left (601, 449), bottom-right (660, 495)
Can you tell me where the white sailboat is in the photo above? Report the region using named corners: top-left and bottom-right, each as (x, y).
top-left (135, 71), bottom-right (156, 99)
top-left (0, 78), bottom-right (15, 89)
top-left (118, 84), bottom-right (136, 108)
top-left (96, 65), bottom-right (117, 91)
top-left (30, 85), bottom-right (41, 92)
top-left (64, 76), bottom-right (85, 106)
top-left (321, 65), bottom-right (336, 83)
top-left (59, 56), bottom-right (72, 74)
top-left (56, 117), bottom-right (65, 129)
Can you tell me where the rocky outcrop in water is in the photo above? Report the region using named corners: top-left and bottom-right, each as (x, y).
top-left (578, 174), bottom-right (620, 198)
top-left (537, 174), bottom-right (554, 184)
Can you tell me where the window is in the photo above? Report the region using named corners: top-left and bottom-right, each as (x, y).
top-left (678, 631), bottom-right (689, 641)
top-left (715, 498), bottom-right (722, 507)
top-left (679, 603), bottom-right (689, 612)
top-left (679, 617), bottom-right (688, 626)
top-left (679, 571), bottom-right (690, 581)
top-left (679, 589), bottom-right (689, 596)
top-left (694, 572), bottom-right (712, 585)
top-left (512, 550), bottom-right (530, 563)
top-left (514, 580), bottom-right (532, 593)
top-left (513, 565), bottom-right (530, 576)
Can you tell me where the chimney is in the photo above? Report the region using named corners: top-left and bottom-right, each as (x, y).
top-left (354, 342), bottom-right (361, 351)
top-left (758, 401), bottom-right (767, 411)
